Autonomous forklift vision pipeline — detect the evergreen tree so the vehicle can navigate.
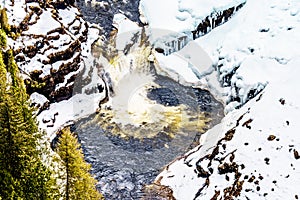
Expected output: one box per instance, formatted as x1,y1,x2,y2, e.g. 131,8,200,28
56,128,104,200
0,8,10,33
0,45,16,200
0,29,6,48
0,47,58,199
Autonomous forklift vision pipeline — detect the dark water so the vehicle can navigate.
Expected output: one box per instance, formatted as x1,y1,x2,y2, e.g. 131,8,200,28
73,72,223,199
73,1,224,199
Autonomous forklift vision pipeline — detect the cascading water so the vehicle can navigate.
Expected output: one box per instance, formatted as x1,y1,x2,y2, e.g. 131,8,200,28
71,43,223,199
74,1,224,199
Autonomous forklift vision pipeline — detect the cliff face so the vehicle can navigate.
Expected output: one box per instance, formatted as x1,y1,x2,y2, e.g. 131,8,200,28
5,0,100,104
0,0,107,138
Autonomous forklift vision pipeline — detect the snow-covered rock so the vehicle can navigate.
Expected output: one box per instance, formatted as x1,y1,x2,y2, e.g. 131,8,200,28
140,0,246,56
4,0,101,103
139,0,246,33
196,0,300,110
138,0,249,99
112,13,141,51
156,58,300,199
30,92,50,115
151,0,300,199
1,0,107,138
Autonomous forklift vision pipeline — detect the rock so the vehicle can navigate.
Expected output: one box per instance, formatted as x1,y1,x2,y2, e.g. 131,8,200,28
267,135,276,141
8,0,95,103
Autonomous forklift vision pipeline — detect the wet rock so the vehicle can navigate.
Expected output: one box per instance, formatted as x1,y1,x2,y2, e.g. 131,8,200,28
242,119,253,129
196,164,210,178
143,183,176,200
279,98,286,105
192,3,245,40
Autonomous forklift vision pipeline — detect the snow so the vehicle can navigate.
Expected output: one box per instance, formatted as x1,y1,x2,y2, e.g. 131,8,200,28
30,92,48,107
3,0,27,27
192,0,300,108
4,0,300,198
138,0,251,99
178,0,245,18
57,7,79,26
158,58,300,198
154,41,214,86
37,92,105,140
35,26,102,139
139,0,246,33
38,62,104,140
113,13,140,34
151,0,300,198
24,10,61,35
3,0,103,139
140,0,191,33
155,52,200,84
113,13,141,51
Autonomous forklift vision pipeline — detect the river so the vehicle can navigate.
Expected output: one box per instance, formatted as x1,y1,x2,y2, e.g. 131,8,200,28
74,1,224,199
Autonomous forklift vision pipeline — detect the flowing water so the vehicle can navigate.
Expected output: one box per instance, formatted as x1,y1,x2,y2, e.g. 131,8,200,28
74,1,224,199
73,61,223,198
75,64,224,195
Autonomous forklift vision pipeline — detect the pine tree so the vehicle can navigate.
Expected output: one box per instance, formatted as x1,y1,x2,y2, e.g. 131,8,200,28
56,128,104,200
0,8,10,33
0,45,16,199
0,29,6,48
0,49,58,199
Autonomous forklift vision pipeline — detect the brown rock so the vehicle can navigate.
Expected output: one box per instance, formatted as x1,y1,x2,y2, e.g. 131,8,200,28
267,135,276,141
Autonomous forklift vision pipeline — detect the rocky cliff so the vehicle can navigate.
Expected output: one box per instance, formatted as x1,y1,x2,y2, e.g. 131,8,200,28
5,0,101,105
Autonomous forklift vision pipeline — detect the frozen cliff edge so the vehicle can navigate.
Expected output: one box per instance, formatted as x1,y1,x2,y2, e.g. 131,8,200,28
150,0,300,199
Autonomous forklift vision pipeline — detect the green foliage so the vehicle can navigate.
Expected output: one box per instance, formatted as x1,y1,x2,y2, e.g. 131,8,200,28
0,52,6,95
6,49,26,91
0,6,102,200
0,48,58,199
0,8,10,33
25,78,46,91
0,29,6,48
56,128,104,200
8,31,20,40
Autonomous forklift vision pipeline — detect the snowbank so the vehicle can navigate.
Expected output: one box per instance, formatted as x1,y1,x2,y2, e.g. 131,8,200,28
157,58,300,199
154,0,300,199
113,13,141,51
139,0,246,33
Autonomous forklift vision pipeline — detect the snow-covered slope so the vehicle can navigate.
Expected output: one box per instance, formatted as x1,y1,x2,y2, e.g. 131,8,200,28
3,0,102,102
138,0,248,98
3,0,300,198
8,2,87,101
1,0,106,138
140,0,246,33
150,0,300,199
196,0,300,111
157,58,300,199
